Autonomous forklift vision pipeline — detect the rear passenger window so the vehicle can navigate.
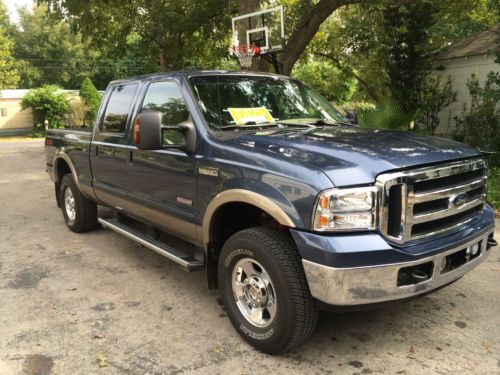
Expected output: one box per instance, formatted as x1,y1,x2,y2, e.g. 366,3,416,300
101,84,138,133
141,81,189,125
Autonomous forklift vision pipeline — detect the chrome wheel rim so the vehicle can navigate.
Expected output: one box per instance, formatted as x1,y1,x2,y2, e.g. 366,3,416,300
64,187,76,224
232,257,277,328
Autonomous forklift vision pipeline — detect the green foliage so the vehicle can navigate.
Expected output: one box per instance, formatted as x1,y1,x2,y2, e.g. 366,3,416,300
21,85,69,131
41,0,234,73
292,61,357,104
0,28,19,89
416,75,457,134
359,97,416,131
488,167,500,210
454,71,500,166
381,2,439,114
79,77,101,125
13,4,100,89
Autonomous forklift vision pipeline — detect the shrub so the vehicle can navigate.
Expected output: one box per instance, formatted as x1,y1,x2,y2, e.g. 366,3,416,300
79,77,101,126
21,85,69,132
488,167,500,211
454,72,500,167
358,97,416,130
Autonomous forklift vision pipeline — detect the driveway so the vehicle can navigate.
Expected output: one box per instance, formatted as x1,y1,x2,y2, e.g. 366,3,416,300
1,140,499,374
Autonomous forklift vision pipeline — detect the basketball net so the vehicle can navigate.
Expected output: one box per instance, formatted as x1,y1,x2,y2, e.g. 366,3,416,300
233,45,258,68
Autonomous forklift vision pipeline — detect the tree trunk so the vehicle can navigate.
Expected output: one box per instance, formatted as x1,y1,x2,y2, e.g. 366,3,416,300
281,0,359,75
155,34,168,72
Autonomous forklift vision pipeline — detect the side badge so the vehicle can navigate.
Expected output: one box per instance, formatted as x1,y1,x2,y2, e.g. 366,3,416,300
199,166,219,177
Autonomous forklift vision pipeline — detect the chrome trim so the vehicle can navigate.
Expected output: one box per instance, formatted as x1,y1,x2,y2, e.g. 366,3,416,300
377,158,487,244
302,228,494,306
98,218,204,270
411,198,484,223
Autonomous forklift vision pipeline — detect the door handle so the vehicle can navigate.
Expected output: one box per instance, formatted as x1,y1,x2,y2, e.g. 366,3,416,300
95,145,99,157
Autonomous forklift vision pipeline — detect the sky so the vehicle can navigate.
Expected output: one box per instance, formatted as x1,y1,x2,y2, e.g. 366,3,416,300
4,0,33,24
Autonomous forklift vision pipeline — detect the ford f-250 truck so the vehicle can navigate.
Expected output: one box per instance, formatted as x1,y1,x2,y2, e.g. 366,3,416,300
45,71,497,354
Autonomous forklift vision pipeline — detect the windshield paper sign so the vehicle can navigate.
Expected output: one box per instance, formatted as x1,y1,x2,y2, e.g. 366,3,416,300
228,107,275,125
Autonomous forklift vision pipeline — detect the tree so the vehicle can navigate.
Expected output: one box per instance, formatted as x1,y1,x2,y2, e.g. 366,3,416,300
0,26,19,89
0,1,19,88
293,60,356,103
12,4,99,89
42,0,233,72
21,85,69,130
380,1,439,114
79,77,101,125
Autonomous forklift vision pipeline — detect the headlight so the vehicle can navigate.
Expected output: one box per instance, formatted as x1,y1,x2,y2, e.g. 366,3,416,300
312,187,378,231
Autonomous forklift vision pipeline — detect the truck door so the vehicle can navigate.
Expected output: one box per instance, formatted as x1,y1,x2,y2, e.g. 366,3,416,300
90,82,140,210
126,79,199,245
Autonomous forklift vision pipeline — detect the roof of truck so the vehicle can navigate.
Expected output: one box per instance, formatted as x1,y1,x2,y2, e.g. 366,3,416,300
108,70,286,86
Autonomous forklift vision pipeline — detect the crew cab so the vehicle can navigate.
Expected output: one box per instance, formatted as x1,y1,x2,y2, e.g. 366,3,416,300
45,71,497,354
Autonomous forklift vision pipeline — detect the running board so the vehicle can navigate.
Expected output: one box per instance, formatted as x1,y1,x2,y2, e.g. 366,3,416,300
98,218,204,271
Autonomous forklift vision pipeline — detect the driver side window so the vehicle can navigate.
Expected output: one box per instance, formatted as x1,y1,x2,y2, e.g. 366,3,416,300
141,81,189,144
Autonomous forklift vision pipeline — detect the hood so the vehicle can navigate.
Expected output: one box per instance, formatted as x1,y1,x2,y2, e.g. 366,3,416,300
226,126,481,186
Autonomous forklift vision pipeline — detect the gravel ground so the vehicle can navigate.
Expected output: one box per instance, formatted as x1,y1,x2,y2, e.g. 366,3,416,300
1,140,499,375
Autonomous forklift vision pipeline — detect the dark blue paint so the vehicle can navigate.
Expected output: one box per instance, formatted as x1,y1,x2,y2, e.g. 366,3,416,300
45,70,491,271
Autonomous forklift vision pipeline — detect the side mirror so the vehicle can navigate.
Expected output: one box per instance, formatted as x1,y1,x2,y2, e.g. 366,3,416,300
345,110,358,125
133,111,196,152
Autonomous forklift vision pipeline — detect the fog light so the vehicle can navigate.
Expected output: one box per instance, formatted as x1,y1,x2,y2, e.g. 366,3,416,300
440,257,447,271
470,243,479,256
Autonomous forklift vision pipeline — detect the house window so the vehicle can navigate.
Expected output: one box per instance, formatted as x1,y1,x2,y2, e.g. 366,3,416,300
0,108,7,117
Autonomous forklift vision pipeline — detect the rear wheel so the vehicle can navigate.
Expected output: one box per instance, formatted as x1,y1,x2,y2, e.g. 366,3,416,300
60,174,97,233
218,227,318,354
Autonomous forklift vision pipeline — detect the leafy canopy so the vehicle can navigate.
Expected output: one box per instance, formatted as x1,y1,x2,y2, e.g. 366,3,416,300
21,85,69,129
79,77,101,124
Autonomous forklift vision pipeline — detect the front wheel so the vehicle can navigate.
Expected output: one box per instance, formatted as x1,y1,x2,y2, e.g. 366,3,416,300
218,227,318,354
60,174,97,233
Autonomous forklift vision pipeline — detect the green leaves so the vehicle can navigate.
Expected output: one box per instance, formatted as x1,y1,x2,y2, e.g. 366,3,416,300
0,23,19,89
358,97,416,131
292,61,357,104
21,85,69,131
79,77,101,125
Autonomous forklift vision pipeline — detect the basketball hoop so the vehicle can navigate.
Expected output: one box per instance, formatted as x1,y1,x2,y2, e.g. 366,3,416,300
233,44,260,68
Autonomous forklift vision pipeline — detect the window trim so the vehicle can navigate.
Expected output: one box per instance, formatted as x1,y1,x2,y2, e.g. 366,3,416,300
98,81,141,137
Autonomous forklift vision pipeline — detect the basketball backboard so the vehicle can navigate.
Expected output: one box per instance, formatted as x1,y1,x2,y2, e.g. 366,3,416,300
231,5,284,55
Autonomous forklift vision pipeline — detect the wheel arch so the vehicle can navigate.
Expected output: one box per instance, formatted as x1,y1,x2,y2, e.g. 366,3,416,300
202,189,297,289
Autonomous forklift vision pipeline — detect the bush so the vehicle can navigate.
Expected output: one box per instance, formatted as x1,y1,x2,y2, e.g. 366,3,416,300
21,85,69,132
488,167,500,211
358,97,416,130
66,97,89,127
79,77,101,126
454,71,500,167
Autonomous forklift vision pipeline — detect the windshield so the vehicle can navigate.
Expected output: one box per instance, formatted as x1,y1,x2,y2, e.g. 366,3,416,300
189,75,348,130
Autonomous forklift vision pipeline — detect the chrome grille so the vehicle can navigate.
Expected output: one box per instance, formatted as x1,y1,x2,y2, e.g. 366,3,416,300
377,159,487,244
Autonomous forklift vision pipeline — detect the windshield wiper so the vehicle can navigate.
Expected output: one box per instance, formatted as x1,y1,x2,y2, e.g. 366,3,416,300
220,121,314,131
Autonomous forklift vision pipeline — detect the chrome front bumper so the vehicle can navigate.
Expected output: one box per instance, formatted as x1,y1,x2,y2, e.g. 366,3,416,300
302,228,495,306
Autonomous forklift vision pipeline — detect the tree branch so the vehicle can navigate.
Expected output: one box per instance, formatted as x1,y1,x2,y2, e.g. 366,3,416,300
281,0,360,75
312,51,379,101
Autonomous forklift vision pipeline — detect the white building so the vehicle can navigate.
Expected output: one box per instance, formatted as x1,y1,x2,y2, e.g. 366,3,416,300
435,26,500,134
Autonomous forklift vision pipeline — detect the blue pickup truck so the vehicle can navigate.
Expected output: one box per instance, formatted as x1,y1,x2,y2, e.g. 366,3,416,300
45,71,496,354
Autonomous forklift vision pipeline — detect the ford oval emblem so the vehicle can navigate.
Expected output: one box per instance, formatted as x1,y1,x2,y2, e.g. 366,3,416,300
451,193,469,207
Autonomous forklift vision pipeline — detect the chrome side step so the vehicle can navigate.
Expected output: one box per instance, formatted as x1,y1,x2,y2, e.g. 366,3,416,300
98,218,204,271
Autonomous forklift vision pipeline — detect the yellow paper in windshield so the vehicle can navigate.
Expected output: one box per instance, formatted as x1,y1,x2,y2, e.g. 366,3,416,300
228,107,275,125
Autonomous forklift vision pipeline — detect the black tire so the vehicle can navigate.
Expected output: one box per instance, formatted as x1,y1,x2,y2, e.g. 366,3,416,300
60,174,97,233
218,227,319,354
